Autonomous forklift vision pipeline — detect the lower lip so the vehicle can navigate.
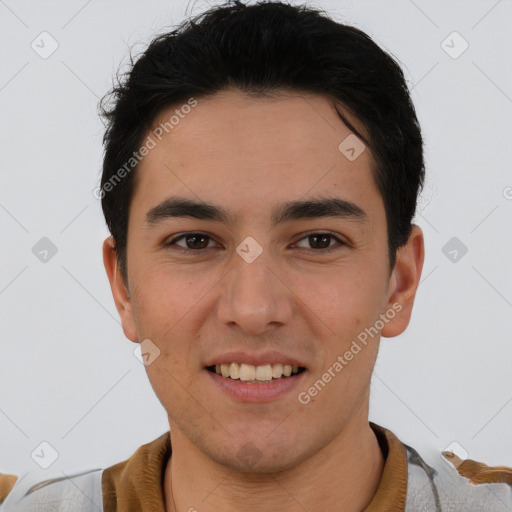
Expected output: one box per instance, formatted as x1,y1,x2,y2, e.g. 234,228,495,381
205,369,307,403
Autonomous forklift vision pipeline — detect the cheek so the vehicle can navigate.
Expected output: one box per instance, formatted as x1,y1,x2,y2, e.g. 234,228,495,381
296,271,383,334
132,267,202,331
131,269,213,370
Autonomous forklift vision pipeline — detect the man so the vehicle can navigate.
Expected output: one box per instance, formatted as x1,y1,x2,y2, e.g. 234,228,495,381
2,1,511,510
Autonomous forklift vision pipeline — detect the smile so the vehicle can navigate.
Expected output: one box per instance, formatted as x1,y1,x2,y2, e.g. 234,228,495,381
207,363,306,383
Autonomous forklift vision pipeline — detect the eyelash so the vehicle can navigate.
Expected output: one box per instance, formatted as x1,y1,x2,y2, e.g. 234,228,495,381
165,231,346,255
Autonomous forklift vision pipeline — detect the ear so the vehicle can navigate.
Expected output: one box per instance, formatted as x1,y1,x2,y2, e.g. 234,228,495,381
102,236,139,343
381,224,425,338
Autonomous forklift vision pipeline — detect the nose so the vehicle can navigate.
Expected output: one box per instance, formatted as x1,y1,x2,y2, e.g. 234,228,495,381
216,250,293,336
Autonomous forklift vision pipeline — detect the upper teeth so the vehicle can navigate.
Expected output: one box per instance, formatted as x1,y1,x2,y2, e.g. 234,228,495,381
215,363,300,382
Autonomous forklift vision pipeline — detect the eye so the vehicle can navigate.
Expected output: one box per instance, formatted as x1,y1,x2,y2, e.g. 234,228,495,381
166,232,219,253
294,232,345,253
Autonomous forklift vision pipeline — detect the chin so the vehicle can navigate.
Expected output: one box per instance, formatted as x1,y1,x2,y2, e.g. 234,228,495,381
203,437,312,475
216,451,304,475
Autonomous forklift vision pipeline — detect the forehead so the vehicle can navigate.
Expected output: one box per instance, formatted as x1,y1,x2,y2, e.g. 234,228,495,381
132,89,382,226
148,88,371,161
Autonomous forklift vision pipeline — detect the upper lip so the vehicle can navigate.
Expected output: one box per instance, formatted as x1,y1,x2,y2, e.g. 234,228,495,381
204,350,307,368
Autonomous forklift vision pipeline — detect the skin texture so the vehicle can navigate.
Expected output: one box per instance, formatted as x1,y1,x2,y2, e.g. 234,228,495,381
103,88,425,511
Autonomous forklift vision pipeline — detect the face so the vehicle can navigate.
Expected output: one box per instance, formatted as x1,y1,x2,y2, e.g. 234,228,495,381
104,88,424,472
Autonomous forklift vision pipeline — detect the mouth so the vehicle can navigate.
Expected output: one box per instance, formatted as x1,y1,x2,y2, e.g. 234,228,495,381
204,352,309,402
206,363,306,383
206,362,305,384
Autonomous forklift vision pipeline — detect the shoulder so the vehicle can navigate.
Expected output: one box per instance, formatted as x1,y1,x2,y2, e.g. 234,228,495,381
442,450,512,485
0,474,17,505
0,468,104,511
404,442,512,511
0,432,170,512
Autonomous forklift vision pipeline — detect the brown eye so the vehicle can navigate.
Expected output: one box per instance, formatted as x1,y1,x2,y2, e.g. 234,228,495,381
182,234,210,249
166,232,217,253
294,232,345,253
308,234,332,249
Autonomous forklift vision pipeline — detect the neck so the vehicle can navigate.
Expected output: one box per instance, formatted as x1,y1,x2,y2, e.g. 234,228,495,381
164,413,385,512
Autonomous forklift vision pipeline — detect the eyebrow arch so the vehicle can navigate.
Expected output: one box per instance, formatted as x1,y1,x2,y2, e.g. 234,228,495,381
144,196,369,227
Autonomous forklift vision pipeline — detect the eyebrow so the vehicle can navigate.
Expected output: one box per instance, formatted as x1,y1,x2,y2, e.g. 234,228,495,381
144,196,369,228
